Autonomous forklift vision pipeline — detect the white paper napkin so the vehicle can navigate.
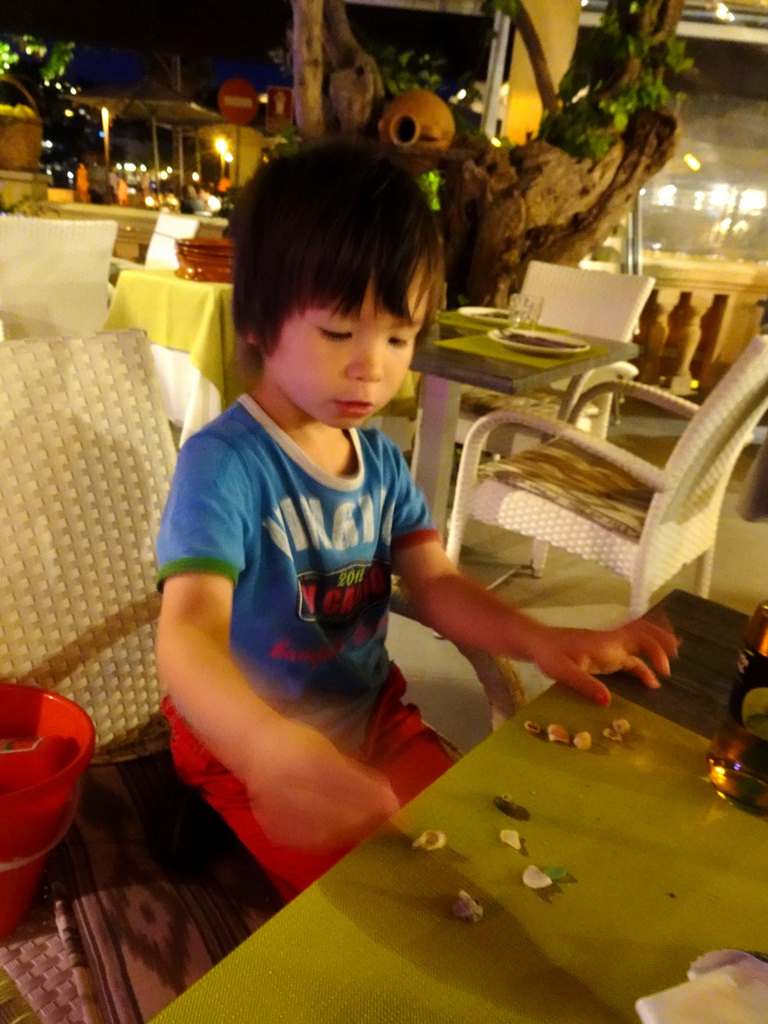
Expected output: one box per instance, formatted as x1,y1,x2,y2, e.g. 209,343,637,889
635,950,768,1024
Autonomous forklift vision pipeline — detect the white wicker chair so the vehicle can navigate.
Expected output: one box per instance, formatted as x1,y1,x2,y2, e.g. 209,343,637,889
446,334,768,618
0,329,174,1023
0,328,176,759
0,217,118,339
111,211,200,278
459,261,655,442
144,211,201,269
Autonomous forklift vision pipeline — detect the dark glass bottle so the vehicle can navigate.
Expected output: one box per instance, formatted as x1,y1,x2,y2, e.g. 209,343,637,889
708,600,768,810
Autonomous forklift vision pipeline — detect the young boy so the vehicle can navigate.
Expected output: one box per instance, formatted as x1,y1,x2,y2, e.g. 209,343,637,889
155,140,677,902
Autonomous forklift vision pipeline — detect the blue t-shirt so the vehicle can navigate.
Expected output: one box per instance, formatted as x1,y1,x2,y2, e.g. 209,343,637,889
156,396,437,747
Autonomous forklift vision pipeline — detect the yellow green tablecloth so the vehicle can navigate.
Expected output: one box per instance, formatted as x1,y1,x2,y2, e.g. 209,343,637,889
105,269,241,405
436,310,608,370
150,686,768,1024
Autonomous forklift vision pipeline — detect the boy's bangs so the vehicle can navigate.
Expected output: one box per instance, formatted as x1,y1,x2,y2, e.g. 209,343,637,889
293,210,440,328
232,141,444,354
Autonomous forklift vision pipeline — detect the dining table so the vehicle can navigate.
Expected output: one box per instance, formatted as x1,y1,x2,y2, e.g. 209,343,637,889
410,311,640,536
104,268,242,445
148,588,766,1024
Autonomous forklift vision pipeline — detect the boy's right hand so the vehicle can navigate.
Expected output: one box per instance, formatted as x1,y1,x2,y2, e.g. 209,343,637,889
247,719,399,855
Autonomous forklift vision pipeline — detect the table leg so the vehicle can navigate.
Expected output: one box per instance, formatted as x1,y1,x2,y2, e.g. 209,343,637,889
410,374,462,538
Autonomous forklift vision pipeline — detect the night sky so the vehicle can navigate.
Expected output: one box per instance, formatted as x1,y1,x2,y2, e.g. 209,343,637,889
66,46,289,94
3,2,493,93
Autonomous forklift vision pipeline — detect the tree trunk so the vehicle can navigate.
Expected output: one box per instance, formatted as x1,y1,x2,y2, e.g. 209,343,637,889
440,106,678,306
291,0,326,138
289,0,684,302
291,0,384,135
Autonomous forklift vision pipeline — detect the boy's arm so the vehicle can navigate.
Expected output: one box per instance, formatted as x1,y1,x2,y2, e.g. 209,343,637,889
393,539,678,707
156,573,399,853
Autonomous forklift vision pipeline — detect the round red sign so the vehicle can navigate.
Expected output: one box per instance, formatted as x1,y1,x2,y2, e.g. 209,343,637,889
217,78,260,126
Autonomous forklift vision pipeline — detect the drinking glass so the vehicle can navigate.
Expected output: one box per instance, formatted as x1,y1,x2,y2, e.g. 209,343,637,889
507,293,543,329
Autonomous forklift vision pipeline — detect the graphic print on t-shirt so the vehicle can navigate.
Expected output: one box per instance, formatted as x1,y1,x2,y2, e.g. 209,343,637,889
297,559,391,630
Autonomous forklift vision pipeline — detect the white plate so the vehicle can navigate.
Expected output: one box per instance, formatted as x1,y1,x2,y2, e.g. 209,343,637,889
488,328,591,356
457,306,515,325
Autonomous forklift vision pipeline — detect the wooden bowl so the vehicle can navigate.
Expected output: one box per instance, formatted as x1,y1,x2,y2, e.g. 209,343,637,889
175,237,234,282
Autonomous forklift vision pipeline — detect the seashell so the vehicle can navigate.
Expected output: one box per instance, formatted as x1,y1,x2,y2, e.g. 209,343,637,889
547,723,571,745
412,829,447,851
500,829,522,850
523,865,553,889
452,890,484,922
572,731,592,751
493,794,529,820
612,718,631,735
523,720,541,735
603,726,622,741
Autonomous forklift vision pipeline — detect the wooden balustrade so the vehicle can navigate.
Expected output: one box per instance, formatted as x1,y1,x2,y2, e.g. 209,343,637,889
635,253,768,394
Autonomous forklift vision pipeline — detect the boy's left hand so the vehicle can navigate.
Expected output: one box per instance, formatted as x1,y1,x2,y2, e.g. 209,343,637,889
528,616,680,707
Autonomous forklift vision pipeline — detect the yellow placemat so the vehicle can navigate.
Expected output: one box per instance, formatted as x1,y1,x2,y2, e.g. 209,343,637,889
436,331,606,369
149,686,768,1024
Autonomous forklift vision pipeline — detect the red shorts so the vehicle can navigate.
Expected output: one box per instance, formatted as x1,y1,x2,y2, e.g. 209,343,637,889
161,664,455,902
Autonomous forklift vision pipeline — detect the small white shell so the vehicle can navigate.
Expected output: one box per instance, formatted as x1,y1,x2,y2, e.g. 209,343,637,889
547,723,570,745
452,890,484,922
412,829,447,851
603,726,623,742
523,720,541,735
612,718,631,735
523,865,553,889
500,829,522,850
573,731,592,751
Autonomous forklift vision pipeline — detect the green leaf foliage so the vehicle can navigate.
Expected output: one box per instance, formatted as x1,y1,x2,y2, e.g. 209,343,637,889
538,0,690,161
416,169,443,211
370,44,446,97
494,0,522,18
39,41,75,82
0,41,20,74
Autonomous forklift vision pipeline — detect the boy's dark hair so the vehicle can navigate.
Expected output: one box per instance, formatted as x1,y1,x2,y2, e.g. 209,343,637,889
230,139,444,373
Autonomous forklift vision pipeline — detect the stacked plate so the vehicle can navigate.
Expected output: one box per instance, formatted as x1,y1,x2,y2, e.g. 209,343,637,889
175,237,234,282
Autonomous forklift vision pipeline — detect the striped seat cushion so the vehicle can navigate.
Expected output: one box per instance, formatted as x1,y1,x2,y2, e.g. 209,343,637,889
460,385,600,421
461,385,564,419
483,438,654,539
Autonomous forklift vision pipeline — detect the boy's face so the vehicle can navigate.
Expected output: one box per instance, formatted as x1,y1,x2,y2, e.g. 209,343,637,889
250,279,427,434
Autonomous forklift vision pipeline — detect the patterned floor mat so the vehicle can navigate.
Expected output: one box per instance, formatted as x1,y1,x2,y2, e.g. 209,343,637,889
2,750,281,1024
